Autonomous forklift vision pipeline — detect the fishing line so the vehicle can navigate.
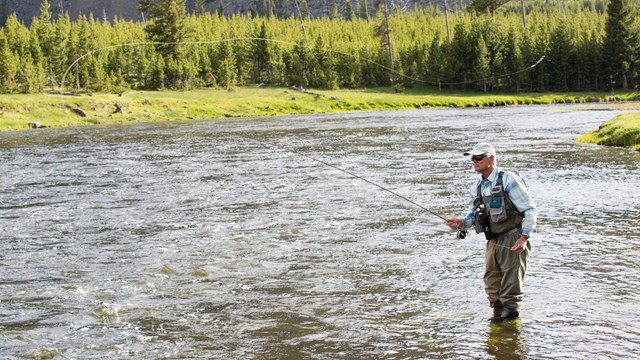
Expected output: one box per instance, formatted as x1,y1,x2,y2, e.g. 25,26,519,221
287,146,474,239
290,146,448,221
59,38,545,92
437,55,545,86
246,136,471,237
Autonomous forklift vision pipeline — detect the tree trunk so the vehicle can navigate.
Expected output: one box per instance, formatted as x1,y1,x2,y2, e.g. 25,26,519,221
444,0,451,45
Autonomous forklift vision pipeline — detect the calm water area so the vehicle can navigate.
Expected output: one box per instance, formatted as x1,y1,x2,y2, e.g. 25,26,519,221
1,104,639,359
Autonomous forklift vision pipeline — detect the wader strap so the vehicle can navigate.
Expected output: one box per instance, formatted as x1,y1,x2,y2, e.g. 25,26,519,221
499,171,524,217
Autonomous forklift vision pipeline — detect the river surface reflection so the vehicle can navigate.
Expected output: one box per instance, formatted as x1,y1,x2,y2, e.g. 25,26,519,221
1,105,639,359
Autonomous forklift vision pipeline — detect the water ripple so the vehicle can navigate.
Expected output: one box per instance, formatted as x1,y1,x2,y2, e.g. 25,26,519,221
0,105,638,358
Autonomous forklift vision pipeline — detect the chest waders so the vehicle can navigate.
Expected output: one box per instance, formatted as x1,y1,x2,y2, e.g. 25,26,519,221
473,171,524,240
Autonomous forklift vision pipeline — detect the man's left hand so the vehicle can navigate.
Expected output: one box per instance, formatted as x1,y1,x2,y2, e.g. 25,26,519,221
511,236,529,253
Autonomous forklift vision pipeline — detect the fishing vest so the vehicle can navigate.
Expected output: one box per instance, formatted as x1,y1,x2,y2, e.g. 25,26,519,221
474,171,524,238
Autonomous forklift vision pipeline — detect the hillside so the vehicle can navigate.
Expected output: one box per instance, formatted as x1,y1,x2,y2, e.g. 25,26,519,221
0,0,466,26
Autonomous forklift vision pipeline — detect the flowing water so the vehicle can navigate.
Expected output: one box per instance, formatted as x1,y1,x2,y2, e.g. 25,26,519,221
1,105,639,359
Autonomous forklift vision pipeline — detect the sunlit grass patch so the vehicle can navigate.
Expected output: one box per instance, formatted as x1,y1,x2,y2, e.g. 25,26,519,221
578,112,640,151
1,87,640,132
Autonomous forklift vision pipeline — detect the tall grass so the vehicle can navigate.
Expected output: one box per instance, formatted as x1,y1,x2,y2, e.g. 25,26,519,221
578,112,640,151
1,87,639,132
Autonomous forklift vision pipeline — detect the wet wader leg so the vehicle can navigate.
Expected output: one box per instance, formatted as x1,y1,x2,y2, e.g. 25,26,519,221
495,231,531,309
484,239,502,310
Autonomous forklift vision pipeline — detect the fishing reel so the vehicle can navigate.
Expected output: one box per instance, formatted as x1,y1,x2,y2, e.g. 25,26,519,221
456,230,467,239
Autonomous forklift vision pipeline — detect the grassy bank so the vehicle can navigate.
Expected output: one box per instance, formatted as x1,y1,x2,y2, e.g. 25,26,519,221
1,87,639,132
578,111,640,151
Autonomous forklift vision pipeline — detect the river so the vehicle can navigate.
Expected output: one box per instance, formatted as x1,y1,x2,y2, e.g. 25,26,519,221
1,105,639,359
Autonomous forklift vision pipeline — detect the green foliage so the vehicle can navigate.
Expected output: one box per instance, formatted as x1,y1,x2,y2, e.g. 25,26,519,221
470,0,510,16
602,0,638,90
547,22,573,91
0,1,639,93
0,32,18,92
343,0,353,21
194,0,208,16
138,0,187,60
5,87,636,132
358,0,371,21
578,112,640,150
298,0,310,20
329,3,340,20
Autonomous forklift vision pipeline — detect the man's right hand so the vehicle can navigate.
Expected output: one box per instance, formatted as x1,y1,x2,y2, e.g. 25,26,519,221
445,218,463,230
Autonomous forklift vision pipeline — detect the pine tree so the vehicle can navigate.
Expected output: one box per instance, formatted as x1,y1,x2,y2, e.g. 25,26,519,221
602,0,637,90
147,52,166,89
194,0,207,15
374,1,393,71
425,32,445,88
547,21,573,91
470,0,509,16
290,39,309,86
47,13,72,88
329,3,340,19
447,22,471,88
17,53,43,93
138,0,188,61
299,0,310,19
29,5,50,87
38,0,52,24
525,26,549,92
472,32,490,92
310,35,338,88
268,0,276,18
477,19,505,91
343,0,353,21
216,39,238,89
503,27,524,91
0,32,18,92
253,22,271,82
33,0,54,83
358,0,370,21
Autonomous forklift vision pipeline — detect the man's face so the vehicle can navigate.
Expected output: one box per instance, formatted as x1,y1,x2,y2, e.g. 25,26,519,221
471,154,493,173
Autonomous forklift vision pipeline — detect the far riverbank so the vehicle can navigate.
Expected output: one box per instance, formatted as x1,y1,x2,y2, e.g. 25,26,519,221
1,87,639,150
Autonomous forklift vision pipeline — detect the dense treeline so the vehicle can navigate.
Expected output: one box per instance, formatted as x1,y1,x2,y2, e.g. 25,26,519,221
0,0,638,94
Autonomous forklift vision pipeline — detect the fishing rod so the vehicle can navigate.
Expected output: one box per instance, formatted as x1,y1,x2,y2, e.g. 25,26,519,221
277,143,468,239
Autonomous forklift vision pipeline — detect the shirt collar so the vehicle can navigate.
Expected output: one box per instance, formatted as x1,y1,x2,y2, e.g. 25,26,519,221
482,167,501,183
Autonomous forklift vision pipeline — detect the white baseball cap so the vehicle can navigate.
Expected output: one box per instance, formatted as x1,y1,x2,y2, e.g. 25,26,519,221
463,142,496,156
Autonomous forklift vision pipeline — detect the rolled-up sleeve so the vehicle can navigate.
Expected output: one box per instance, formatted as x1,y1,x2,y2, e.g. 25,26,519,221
461,180,480,229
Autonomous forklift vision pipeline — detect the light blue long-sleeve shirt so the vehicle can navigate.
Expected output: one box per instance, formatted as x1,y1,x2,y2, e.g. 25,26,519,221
461,167,537,237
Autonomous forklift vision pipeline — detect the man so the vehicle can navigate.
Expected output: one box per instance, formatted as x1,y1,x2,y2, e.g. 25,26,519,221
446,142,537,319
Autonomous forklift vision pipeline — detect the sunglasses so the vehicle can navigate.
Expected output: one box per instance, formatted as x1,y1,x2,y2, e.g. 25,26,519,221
471,154,487,162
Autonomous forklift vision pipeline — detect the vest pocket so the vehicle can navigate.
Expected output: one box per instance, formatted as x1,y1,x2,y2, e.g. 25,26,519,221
488,196,509,222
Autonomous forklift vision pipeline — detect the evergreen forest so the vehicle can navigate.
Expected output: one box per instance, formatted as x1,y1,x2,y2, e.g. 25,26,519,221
0,0,638,95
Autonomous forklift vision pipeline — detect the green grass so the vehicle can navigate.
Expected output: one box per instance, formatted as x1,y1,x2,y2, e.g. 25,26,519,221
1,87,639,132
577,111,640,151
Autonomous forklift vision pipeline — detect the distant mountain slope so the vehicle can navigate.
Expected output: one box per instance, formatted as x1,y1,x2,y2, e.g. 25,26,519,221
1,0,468,26
1,0,142,24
